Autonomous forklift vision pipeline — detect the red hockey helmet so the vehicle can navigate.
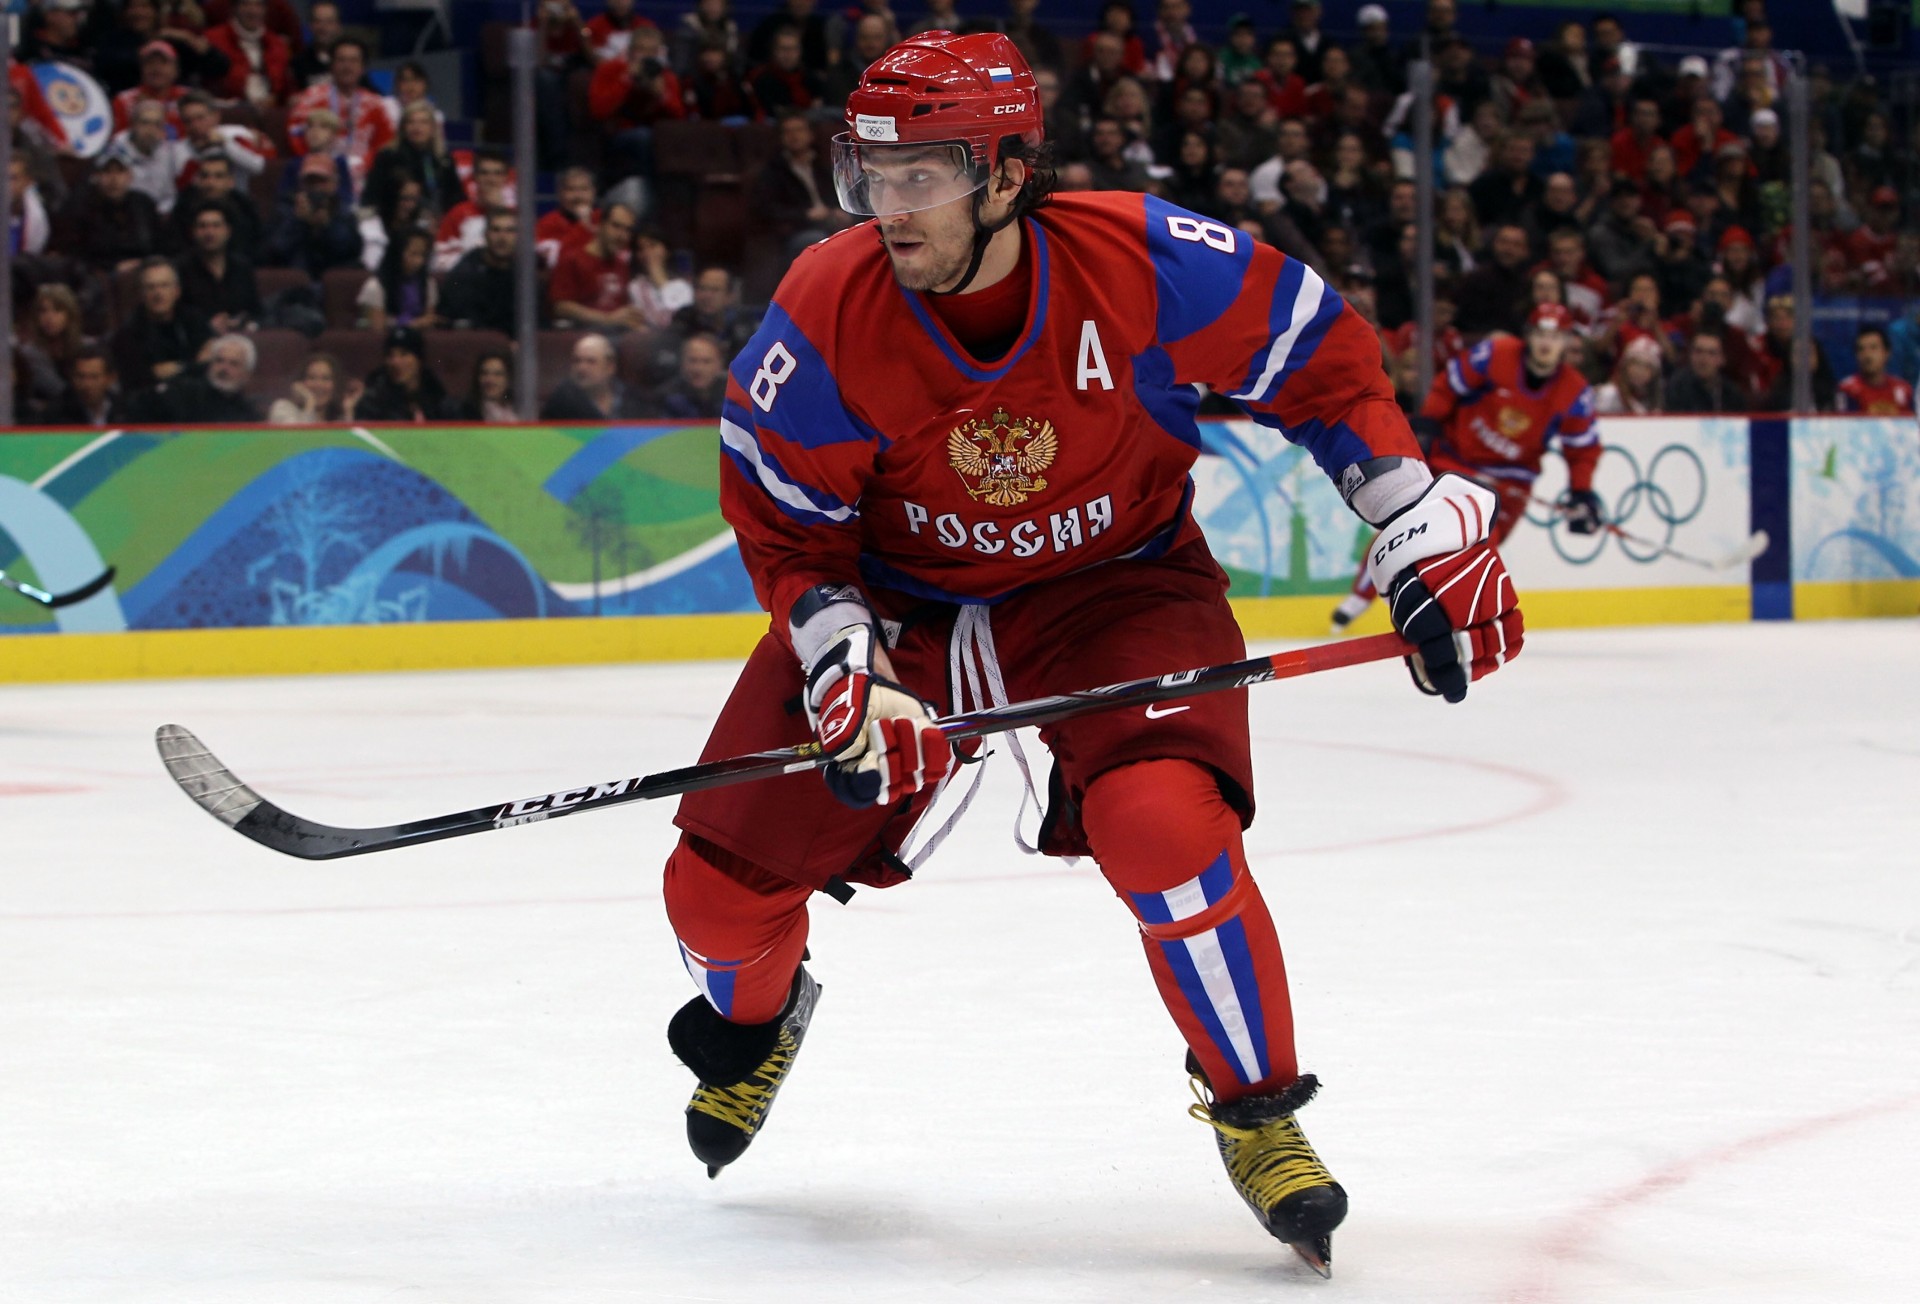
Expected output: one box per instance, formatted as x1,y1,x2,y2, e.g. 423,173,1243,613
1528,303,1574,335
832,31,1044,217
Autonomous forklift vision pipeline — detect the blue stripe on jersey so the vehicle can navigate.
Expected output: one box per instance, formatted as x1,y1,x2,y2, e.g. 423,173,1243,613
899,219,1052,382
1214,915,1270,1083
1264,280,1345,400
1233,256,1307,398
1143,194,1254,345
1130,345,1204,449
720,401,857,526
1246,411,1374,481
728,304,886,450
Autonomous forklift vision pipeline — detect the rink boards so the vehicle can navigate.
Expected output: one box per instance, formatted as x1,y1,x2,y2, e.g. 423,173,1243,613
0,415,1914,680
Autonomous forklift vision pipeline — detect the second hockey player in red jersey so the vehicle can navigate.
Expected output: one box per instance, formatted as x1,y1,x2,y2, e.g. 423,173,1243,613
1333,303,1600,631
659,32,1524,1276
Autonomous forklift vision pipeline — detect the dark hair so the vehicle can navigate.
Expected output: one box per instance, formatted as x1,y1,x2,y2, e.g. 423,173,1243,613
998,135,1057,220
377,226,434,314
1691,327,1724,345
330,35,369,61
396,60,430,85
484,204,517,226
1856,324,1891,348
466,347,514,406
71,343,112,373
473,150,510,173
180,90,216,114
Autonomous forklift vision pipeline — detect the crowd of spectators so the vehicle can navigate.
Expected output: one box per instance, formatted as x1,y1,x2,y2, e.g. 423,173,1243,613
6,0,1919,427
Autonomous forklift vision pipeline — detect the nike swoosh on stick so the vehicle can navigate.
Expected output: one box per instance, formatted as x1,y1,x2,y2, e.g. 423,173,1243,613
1143,703,1190,719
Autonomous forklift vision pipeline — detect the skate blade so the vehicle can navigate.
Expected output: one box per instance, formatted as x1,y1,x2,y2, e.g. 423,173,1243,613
1288,1237,1333,1279
707,1164,722,1180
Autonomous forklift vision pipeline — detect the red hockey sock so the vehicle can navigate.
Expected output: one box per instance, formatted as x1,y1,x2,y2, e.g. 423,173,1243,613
663,834,814,1025
1082,759,1301,1101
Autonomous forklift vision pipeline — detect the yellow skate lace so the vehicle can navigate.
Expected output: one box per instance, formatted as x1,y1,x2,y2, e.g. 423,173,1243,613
687,1031,798,1133
1189,1076,1335,1210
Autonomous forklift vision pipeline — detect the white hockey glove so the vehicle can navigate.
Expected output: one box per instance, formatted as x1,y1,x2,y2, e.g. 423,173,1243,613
791,586,952,809
1365,474,1526,703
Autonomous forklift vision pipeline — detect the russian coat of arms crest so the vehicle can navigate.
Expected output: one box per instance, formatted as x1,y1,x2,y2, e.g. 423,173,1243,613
946,408,1058,507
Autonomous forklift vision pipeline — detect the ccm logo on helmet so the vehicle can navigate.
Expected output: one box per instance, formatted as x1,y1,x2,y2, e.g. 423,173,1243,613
993,103,1024,114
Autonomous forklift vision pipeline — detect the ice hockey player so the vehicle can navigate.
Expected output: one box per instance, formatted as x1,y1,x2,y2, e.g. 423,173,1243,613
661,31,1522,1276
1332,302,1598,632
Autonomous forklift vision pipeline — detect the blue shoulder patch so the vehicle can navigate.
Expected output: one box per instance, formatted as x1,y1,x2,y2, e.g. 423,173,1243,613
727,303,885,451
1142,194,1255,346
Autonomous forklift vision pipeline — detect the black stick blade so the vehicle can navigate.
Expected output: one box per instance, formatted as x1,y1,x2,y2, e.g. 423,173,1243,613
45,566,118,608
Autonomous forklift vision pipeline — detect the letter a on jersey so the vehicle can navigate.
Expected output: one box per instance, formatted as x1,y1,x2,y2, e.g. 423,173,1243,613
1077,320,1113,391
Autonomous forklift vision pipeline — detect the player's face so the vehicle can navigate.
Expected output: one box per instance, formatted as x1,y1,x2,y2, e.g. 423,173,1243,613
1526,326,1567,372
1856,334,1888,377
877,181,983,292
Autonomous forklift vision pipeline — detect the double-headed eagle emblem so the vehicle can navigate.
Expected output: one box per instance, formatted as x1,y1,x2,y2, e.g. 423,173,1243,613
947,408,1058,507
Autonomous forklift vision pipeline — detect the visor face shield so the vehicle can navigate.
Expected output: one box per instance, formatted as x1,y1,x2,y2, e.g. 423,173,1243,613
831,136,984,216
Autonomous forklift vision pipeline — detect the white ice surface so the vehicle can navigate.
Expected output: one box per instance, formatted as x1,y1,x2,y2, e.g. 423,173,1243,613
3,622,1918,1304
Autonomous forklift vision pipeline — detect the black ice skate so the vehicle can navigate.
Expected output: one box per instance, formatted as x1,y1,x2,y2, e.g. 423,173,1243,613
1188,1057,1348,1277
668,967,821,1178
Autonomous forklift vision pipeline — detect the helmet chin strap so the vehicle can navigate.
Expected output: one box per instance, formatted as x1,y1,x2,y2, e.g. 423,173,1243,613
926,179,1022,297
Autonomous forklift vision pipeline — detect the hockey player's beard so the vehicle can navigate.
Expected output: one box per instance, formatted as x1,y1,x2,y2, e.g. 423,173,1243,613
879,216,973,293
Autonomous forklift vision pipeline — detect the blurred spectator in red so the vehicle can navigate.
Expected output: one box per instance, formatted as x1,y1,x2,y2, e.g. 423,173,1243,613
537,167,600,270
289,37,394,188
453,350,516,423
439,208,524,337
109,101,189,216
1543,227,1609,331
1255,36,1308,120
207,0,292,108
357,326,451,422
359,228,441,333
1880,231,1920,298
1279,0,1326,82
264,155,362,275
1491,37,1547,120
748,25,822,116
628,227,693,331
290,1,342,89
1080,2,1146,76
552,203,648,331
652,331,728,419
750,111,850,260
747,0,834,77
589,0,658,65
112,40,189,133
1593,336,1665,414
530,0,587,68
1671,98,1736,183
1665,330,1739,412
364,104,462,237
1570,53,1631,140
267,352,363,425
593,25,686,184
1602,271,1674,365
176,200,262,333
1714,226,1764,333
1383,297,1463,375
1610,98,1664,182
673,0,744,77
178,93,273,191
110,258,209,391
1638,143,1682,225
685,38,759,121
1145,0,1197,83
1004,0,1064,77
1838,327,1914,414
1349,5,1405,97
1843,187,1901,288
56,152,164,272
542,333,648,419
1300,44,1352,123
203,0,303,50
433,151,511,273
823,14,893,109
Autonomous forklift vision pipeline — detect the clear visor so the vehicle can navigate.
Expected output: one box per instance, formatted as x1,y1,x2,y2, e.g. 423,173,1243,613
830,136,985,217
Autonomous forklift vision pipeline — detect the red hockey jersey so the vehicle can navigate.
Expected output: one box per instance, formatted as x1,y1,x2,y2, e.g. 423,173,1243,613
1422,335,1599,491
1837,373,1914,415
720,190,1420,637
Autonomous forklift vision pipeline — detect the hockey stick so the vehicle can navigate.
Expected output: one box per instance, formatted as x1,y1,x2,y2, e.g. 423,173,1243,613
0,565,117,608
1532,496,1768,571
155,631,1414,862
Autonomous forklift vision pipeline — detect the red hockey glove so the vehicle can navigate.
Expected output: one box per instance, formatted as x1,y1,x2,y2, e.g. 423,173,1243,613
801,618,952,809
1366,474,1525,703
